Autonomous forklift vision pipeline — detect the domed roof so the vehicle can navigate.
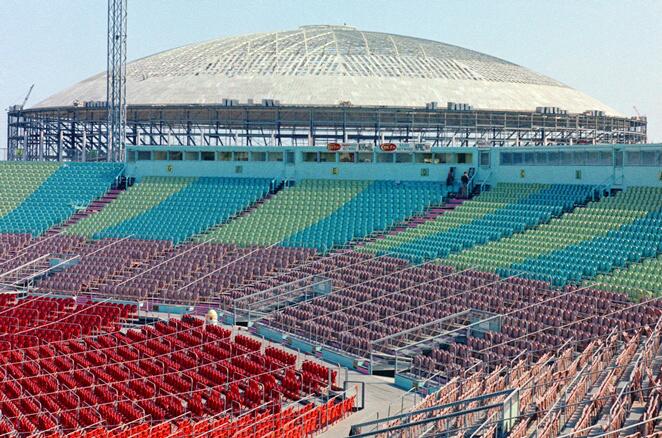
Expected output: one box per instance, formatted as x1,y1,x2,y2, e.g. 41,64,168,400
35,25,620,115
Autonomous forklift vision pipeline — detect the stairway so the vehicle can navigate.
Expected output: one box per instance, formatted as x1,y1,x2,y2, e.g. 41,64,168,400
194,184,285,242
45,189,124,236
380,198,466,237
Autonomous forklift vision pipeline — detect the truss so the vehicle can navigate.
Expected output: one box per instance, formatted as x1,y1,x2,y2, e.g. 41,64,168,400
6,105,647,161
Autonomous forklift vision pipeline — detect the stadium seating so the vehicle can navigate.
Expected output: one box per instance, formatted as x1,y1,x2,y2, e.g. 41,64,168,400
0,309,343,436
497,187,662,285
361,183,593,263
63,176,192,239
0,163,122,235
37,239,171,295
200,180,443,252
590,254,662,300
447,187,662,275
264,250,657,368
91,177,272,244
281,181,443,251
0,162,59,217
95,243,316,303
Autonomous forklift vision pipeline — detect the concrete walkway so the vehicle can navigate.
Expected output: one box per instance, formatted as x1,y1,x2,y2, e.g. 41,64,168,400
317,371,416,438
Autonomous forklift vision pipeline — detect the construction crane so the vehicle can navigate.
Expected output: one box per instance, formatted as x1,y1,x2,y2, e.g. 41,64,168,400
18,84,35,110
632,106,645,120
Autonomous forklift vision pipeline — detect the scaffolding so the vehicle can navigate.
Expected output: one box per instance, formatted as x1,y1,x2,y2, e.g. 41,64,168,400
6,105,647,162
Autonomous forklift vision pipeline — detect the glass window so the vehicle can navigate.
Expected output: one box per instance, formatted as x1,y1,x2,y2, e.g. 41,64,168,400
586,151,600,165
641,150,656,166
626,151,641,166
512,153,523,165
169,151,182,161
479,151,490,167
599,151,612,165
339,152,355,163
319,152,336,163
535,152,547,165
573,151,586,165
415,153,434,164
201,151,215,161
137,151,151,161
235,151,249,161
561,151,573,165
268,152,283,162
524,152,535,165
153,151,167,161
184,152,199,161
357,153,373,163
303,152,318,162
436,153,451,164
376,153,393,163
395,153,412,163
217,151,232,161
251,152,266,161
500,152,512,165
547,151,560,165
127,151,136,163
456,153,471,164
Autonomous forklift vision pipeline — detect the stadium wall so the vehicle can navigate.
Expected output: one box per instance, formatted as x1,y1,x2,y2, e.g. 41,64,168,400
125,143,662,188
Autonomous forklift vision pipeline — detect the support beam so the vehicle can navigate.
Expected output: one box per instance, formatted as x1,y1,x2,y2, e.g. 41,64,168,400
107,0,127,162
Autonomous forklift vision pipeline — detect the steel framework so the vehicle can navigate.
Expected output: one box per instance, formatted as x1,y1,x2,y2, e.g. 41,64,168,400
106,0,127,162
6,105,647,161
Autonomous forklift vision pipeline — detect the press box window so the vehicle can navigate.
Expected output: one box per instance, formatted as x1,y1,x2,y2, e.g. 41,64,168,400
376,153,393,163
153,151,167,161
137,151,151,161
436,153,450,164
235,151,249,161
415,153,434,164
535,152,547,165
357,153,373,163
303,152,318,162
319,152,336,163
479,151,490,167
217,151,232,161
251,152,266,161
184,152,199,161
339,153,355,163
201,151,215,161
641,151,656,166
268,152,283,162
548,152,560,165
168,151,183,161
456,153,472,164
395,153,412,163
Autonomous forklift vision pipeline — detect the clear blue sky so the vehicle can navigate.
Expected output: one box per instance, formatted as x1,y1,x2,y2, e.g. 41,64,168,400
1,0,661,156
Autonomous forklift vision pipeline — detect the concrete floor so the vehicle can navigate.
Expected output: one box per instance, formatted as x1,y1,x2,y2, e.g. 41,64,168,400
317,371,417,438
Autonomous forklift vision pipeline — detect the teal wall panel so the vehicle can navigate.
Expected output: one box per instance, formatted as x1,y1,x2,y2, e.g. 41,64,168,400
125,144,662,188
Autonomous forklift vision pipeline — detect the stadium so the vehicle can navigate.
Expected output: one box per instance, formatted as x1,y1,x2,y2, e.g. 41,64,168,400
1,22,661,438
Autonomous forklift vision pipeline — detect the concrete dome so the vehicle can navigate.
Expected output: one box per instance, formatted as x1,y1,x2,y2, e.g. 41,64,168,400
35,25,620,115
